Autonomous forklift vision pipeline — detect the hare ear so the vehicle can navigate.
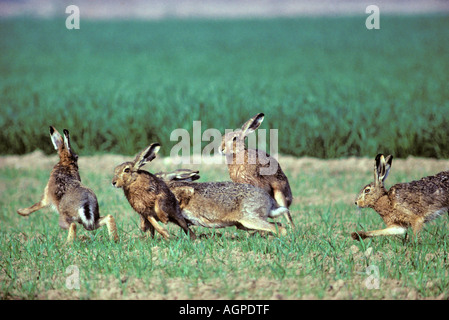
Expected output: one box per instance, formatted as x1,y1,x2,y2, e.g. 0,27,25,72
374,154,392,185
62,129,72,153
374,154,383,185
383,155,393,182
155,169,200,182
133,143,161,169
49,126,63,150
240,113,264,137
174,169,200,181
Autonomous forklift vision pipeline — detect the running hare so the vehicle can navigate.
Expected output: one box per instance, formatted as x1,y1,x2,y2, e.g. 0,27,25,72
112,143,196,240
220,112,294,228
17,126,119,243
352,154,449,240
156,169,288,236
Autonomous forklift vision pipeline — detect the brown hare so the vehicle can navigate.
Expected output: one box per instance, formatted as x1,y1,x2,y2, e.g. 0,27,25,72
17,126,119,243
219,112,294,228
352,154,449,240
155,169,288,236
112,143,196,240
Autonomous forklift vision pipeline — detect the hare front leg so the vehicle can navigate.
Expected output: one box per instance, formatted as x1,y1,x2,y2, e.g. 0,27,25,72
140,215,155,238
351,225,407,240
273,189,295,229
95,215,119,242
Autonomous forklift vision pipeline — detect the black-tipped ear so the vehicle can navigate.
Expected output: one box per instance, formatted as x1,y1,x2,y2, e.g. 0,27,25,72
174,169,200,181
154,169,200,182
374,154,383,185
374,153,392,185
133,143,161,169
375,153,383,169
241,113,265,137
383,155,393,181
62,129,72,153
50,126,63,150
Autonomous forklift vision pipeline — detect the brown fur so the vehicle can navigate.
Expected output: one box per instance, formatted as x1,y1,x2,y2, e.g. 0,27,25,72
17,126,119,243
219,113,294,227
156,169,288,236
353,154,449,240
112,144,196,240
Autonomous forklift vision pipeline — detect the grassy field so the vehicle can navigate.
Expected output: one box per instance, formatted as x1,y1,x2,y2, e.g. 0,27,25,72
1,15,449,158
1,152,448,300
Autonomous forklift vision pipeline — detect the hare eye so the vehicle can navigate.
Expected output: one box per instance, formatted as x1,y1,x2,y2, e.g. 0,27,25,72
124,168,130,173
364,188,371,194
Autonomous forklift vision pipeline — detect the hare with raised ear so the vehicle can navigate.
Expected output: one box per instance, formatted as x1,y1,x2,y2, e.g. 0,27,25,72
219,112,294,228
155,169,288,236
17,126,119,243
352,154,449,240
112,143,196,240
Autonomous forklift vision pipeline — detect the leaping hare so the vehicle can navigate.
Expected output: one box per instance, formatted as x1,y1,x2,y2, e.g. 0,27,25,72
219,112,294,228
112,143,196,240
17,126,119,243
155,169,288,236
352,154,449,240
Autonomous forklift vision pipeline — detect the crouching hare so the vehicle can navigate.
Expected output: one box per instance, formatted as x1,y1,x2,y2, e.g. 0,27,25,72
353,154,449,240
17,126,119,243
156,169,288,236
219,112,294,228
112,143,196,240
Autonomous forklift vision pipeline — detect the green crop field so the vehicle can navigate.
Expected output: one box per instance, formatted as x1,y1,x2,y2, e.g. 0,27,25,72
1,15,448,158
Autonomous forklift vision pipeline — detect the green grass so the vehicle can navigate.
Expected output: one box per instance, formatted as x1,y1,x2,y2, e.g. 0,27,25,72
1,15,449,158
1,156,448,299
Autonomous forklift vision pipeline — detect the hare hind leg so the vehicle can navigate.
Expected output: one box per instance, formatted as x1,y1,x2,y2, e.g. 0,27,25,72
351,225,407,240
95,215,119,242
170,211,196,240
155,198,196,240
238,217,287,236
66,223,77,243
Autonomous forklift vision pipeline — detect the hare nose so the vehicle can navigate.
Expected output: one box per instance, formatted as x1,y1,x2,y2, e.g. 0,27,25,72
112,181,116,186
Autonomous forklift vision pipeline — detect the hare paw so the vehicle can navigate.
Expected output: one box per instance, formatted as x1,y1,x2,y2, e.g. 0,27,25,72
351,231,367,241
